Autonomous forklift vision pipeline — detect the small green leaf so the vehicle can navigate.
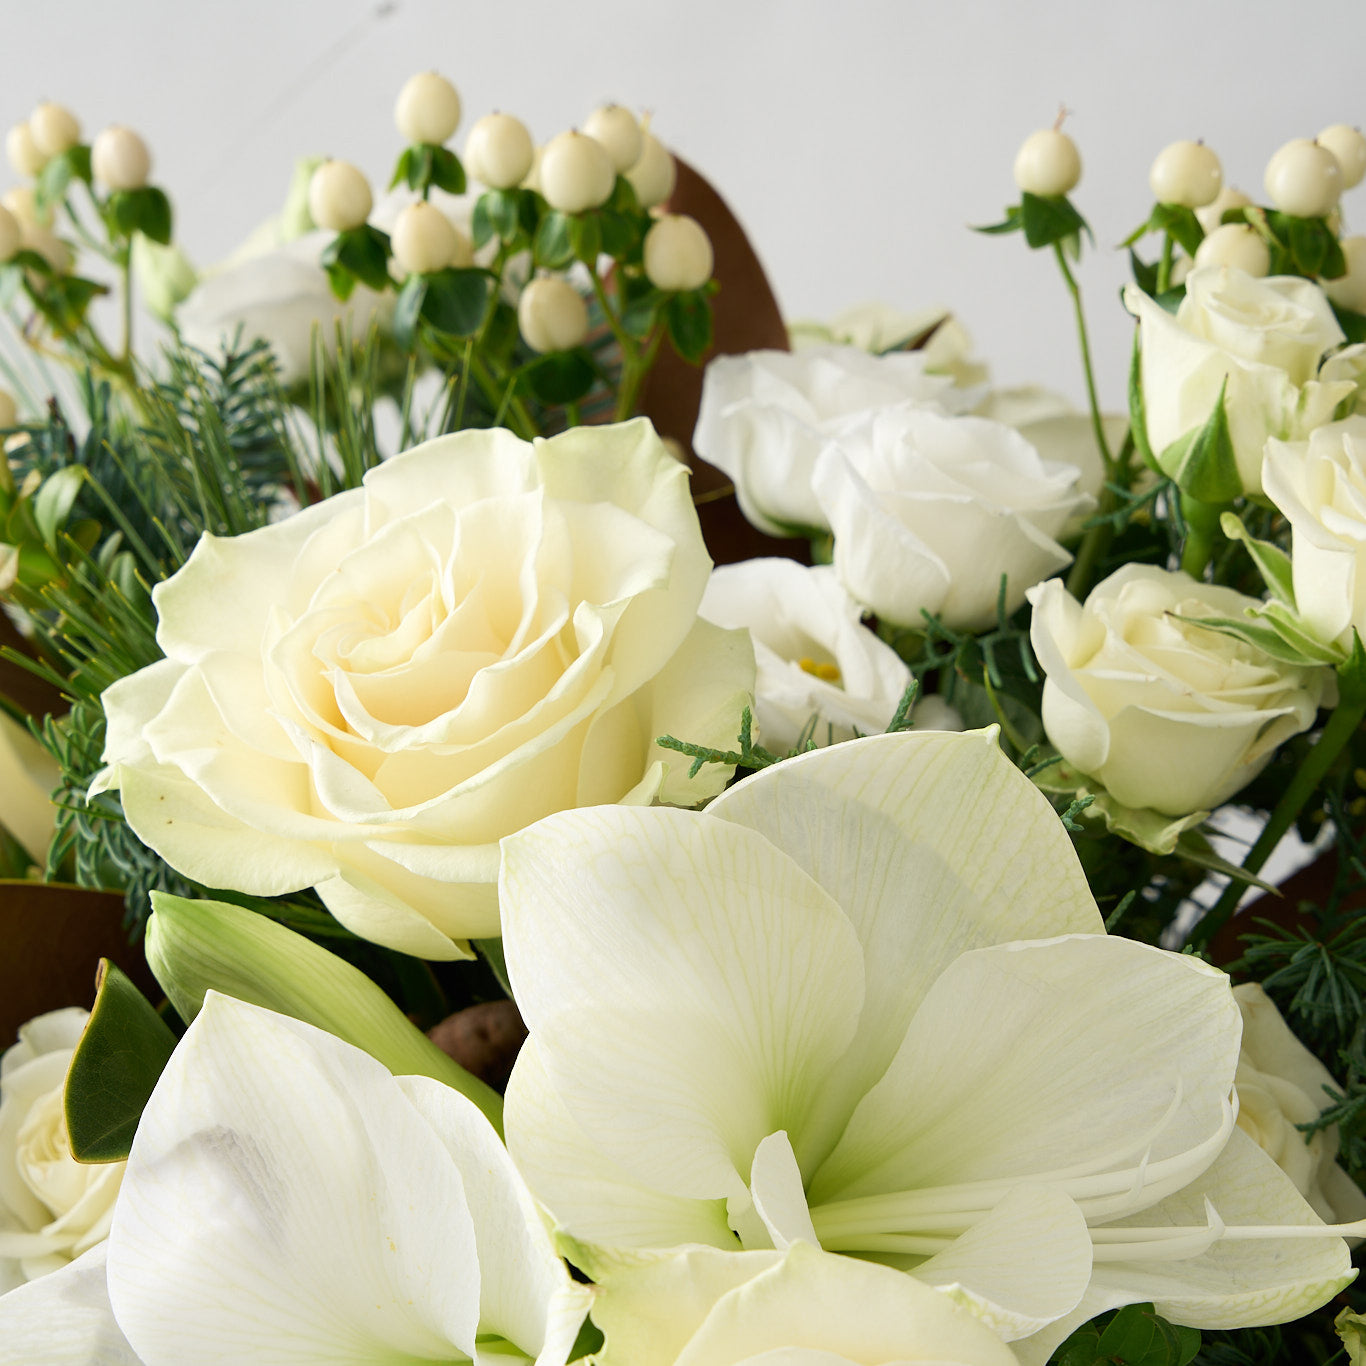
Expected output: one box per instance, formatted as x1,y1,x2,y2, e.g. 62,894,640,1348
1332,302,1366,344
1191,608,1343,667
108,187,173,245
1018,191,1089,250
1096,1302,1200,1366
1287,214,1334,277
324,258,357,301
34,465,85,545
520,349,597,405
621,285,663,340
598,208,641,260
64,959,177,1163
392,273,427,351
335,225,391,291
568,212,602,264
389,145,416,191
1157,378,1241,503
1128,248,1159,296
428,146,467,196
534,210,574,268
666,288,713,363
1337,627,1366,705
35,147,85,212
972,204,1024,236
420,266,495,337
474,188,519,246
1219,510,1295,604
1150,202,1204,257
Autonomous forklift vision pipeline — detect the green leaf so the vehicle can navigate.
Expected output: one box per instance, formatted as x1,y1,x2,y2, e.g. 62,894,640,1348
1156,377,1241,503
324,258,357,301
35,146,86,212
1189,608,1344,668
1332,302,1366,344
1337,627,1366,706
427,146,466,196
334,224,391,292
473,188,519,247
666,288,713,363
1128,248,1159,296
419,266,495,337
392,272,427,351
33,465,85,544
620,285,663,340
1174,829,1279,893
1219,510,1295,604
64,959,177,1163
1088,790,1209,858
1150,202,1204,257
1018,191,1089,250
972,204,1023,236
1095,1303,1199,1366
597,208,641,260
534,210,574,269
108,187,172,245
520,349,597,405
569,212,602,264
389,144,417,191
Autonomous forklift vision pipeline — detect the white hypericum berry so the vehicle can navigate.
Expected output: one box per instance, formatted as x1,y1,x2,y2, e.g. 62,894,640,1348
1148,139,1222,208
583,104,643,173
1264,139,1343,219
29,102,80,157
390,201,462,275
538,130,616,214
0,204,20,261
1196,184,1252,235
1012,127,1082,197
517,275,589,353
1193,222,1271,277
91,125,152,191
3,186,49,230
308,159,373,232
1319,124,1366,191
625,131,676,208
394,71,462,146
1326,237,1366,313
6,122,46,177
463,112,534,190
643,213,714,292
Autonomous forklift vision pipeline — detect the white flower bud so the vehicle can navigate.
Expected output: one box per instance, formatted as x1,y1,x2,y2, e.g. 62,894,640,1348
394,71,462,146
625,132,675,208
539,130,615,214
1319,124,1366,191
1196,184,1252,235
1194,222,1271,277
308,159,373,232
6,121,46,178
643,213,714,292
583,104,643,173
0,204,20,261
29,102,80,157
1149,140,1222,208
3,186,50,230
463,112,534,190
91,125,152,191
1012,127,1081,197
1264,139,1342,219
1326,237,1366,314
390,201,460,275
517,276,589,352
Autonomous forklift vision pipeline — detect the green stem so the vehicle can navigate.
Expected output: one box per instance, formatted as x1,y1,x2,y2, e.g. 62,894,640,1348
1156,233,1175,295
1052,243,1115,474
615,325,664,421
1187,682,1366,950
469,352,537,440
1065,494,1116,601
588,268,635,358
119,248,133,363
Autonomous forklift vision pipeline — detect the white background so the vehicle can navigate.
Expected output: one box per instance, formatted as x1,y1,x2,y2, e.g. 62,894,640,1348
5,0,1366,408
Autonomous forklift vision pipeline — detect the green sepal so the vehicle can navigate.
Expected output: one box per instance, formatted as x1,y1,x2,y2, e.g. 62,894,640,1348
1128,248,1159,296
1086,789,1210,859
1219,510,1295,604
1337,628,1366,707
1157,378,1241,502
972,204,1023,236
392,272,428,351
106,186,173,245
534,210,574,269
1018,191,1090,250
666,288,713,362
419,266,496,338
1184,608,1344,668
1127,329,1159,473
64,959,178,1163
320,224,391,294
34,144,92,213
519,348,598,405
145,892,505,1134
1336,1306,1366,1364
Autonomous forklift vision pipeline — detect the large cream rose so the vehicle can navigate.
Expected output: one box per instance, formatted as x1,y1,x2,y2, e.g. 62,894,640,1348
1125,265,1358,495
1028,565,1328,816
1263,416,1366,653
95,420,754,958
0,1009,124,1293
1233,984,1366,1226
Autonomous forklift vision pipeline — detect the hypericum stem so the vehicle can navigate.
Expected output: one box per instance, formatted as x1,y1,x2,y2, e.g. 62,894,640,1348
1156,234,1175,295
469,352,538,440
615,325,664,421
1187,678,1366,950
1051,242,1115,474
119,248,133,362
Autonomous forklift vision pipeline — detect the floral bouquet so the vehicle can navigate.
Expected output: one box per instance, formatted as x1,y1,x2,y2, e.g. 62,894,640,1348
2,66,1366,1366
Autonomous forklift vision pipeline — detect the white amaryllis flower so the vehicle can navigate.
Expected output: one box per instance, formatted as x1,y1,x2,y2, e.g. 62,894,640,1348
1125,266,1358,495
94,420,753,959
1028,566,1328,817
692,346,981,538
699,559,927,751
1262,416,1366,653
500,729,1353,1363
811,406,1091,632
0,992,591,1364
588,1241,1016,1365
0,1009,124,1292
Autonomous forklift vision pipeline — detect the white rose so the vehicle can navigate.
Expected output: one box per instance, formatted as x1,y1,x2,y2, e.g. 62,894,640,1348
0,1009,124,1292
1263,416,1366,652
699,559,923,751
812,405,1091,632
692,346,977,538
1125,265,1357,494
1028,565,1328,816
1233,983,1366,1227
0,710,59,869
94,420,755,960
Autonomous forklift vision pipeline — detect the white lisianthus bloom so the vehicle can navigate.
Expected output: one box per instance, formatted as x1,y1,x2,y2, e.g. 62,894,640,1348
589,1241,1016,1365
700,559,934,751
94,420,754,958
1262,416,1366,653
1233,984,1366,1227
0,993,592,1364
0,1009,124,1292
1028,566,1328,817
692,346,982,538
0,710,59,868
1125,266,1358,495
811,406,1092,632
500,729,1353,1363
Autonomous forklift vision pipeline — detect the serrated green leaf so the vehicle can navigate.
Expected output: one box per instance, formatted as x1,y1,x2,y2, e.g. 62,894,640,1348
534,210,573,269
520,349,597,405
1219,510,1295,604
428,145,466,196
64,959,177,1163
666,288,713,363
419,266,495,337
392,272,427,351
1019,191,1089,250
1156,378,1241,502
